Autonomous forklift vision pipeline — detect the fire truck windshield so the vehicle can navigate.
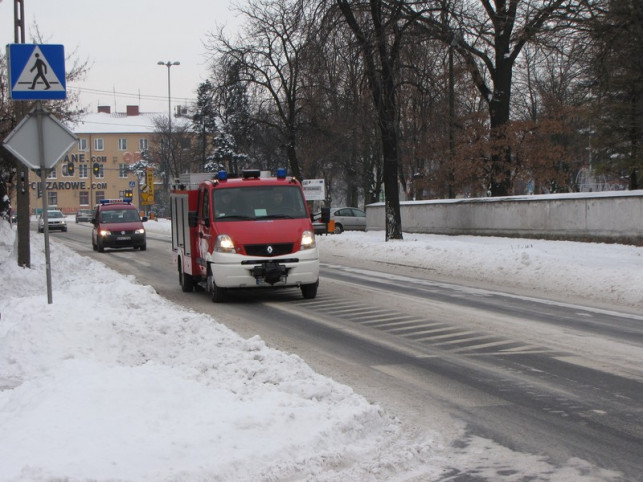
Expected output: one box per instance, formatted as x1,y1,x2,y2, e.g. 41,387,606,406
213,185,307,221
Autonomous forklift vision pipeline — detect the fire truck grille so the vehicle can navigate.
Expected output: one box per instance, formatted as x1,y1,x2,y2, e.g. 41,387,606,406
244,243,294,257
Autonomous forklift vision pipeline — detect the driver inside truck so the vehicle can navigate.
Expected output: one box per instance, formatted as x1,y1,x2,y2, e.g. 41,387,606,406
215,190,243,218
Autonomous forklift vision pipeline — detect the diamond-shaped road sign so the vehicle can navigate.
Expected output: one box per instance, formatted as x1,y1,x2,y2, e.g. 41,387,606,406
3,106,78,170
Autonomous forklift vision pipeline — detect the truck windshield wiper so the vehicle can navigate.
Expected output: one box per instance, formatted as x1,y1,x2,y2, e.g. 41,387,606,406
216,214,254,220
260,214,295,219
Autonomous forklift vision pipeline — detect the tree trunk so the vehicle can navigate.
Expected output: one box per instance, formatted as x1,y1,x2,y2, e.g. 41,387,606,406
286,125,302,180
488,57,514,196
337,0,403,240
378,90,403,240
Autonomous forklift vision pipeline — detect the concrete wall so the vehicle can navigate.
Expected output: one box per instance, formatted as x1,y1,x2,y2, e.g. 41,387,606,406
366,190,643,245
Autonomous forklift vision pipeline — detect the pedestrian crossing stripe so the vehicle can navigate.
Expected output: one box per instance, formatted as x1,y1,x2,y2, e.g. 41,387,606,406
7,44,66,100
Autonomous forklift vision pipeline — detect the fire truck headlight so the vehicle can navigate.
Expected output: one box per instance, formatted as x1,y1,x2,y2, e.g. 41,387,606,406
215,234,236,253
300,230,316,250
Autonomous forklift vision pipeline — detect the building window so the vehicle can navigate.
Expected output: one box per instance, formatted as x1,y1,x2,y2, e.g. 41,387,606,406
79,138,88,151
94,138,104,151
47,167,57,179
119,163,128,178
181,138,191,150
79,191,89,206
118,138,127,150
47,191,57,207
95,191,105,204
139,138,148,151
94,164,104,178
79,164,88,179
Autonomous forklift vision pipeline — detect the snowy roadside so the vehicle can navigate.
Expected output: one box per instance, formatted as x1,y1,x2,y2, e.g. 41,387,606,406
0,219,634,480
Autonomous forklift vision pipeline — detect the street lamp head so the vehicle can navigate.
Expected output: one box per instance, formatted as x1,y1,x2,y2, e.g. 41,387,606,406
157,61,180,67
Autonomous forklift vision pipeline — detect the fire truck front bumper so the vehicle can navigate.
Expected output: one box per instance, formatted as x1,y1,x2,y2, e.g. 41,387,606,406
209,249,319,288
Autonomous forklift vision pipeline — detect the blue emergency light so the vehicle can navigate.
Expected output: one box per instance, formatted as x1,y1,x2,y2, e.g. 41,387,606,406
276,168,287,179
100,199,132,205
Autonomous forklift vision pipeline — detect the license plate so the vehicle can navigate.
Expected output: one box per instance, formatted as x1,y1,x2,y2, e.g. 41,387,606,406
117,236,131,241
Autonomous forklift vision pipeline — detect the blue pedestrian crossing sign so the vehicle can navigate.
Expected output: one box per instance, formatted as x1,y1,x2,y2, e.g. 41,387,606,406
6,44,66,100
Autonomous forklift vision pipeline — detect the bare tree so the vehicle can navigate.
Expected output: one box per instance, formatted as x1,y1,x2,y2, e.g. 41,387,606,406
151,116,195,189
588,0,643,189
336,0,416,240
297,7,383,207
206,0,322,180
408,0,592,196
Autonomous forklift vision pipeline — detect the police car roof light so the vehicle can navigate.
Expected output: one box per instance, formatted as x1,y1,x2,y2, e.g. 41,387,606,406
276,167,287,179
100,199,131,205
217,170,228,181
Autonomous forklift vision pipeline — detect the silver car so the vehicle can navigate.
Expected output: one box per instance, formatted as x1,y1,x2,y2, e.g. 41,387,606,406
330,207,366,233
38,210,67,233
314,207,366,234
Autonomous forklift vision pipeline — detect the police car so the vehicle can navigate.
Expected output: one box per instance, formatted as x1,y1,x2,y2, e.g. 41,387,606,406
91,199,148,252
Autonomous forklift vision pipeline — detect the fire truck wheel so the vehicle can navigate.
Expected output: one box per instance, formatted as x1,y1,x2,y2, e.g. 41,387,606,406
301,281,319,299
179,261,194,292
211,283,226,303
207,271,227,302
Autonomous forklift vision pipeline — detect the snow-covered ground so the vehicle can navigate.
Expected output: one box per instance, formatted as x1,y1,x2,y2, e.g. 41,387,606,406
0,218,639,481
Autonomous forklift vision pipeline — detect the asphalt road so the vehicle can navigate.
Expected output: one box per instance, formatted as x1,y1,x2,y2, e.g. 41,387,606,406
54,222,643,480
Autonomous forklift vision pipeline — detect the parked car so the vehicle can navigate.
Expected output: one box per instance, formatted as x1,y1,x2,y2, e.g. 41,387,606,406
75,209,93,223
38,209,67,233
313,207,366,234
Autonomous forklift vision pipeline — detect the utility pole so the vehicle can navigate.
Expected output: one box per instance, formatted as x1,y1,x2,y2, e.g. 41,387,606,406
14,0,31,267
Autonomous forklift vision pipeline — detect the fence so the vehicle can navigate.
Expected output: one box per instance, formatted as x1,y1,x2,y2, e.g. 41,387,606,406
365,190,643,245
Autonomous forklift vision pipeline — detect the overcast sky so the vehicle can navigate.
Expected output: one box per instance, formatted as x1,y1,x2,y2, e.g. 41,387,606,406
1,0,240,114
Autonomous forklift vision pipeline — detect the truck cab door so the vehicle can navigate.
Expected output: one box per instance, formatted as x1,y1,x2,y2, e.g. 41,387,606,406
196,186,213,277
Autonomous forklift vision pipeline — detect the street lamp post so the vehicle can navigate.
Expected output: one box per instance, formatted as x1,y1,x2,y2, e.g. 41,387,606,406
157,60,180,165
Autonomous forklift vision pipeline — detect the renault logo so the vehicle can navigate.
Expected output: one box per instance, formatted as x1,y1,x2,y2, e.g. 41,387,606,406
266,245,273,254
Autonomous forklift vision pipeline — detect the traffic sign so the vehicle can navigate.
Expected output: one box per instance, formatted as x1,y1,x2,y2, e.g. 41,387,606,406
7,44,67,100
141,167,155,205
302,179,326,201
3,105,78,170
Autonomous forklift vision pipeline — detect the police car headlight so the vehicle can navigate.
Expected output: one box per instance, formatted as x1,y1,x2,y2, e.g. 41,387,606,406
300,230,316,250
99,229,111,237
215,234,236,253
135,228,145,234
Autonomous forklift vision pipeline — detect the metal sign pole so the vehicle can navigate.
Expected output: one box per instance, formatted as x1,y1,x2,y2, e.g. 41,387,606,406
35,100,53,304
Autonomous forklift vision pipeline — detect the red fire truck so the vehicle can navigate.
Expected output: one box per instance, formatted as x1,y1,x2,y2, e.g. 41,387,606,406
170,169,319,302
